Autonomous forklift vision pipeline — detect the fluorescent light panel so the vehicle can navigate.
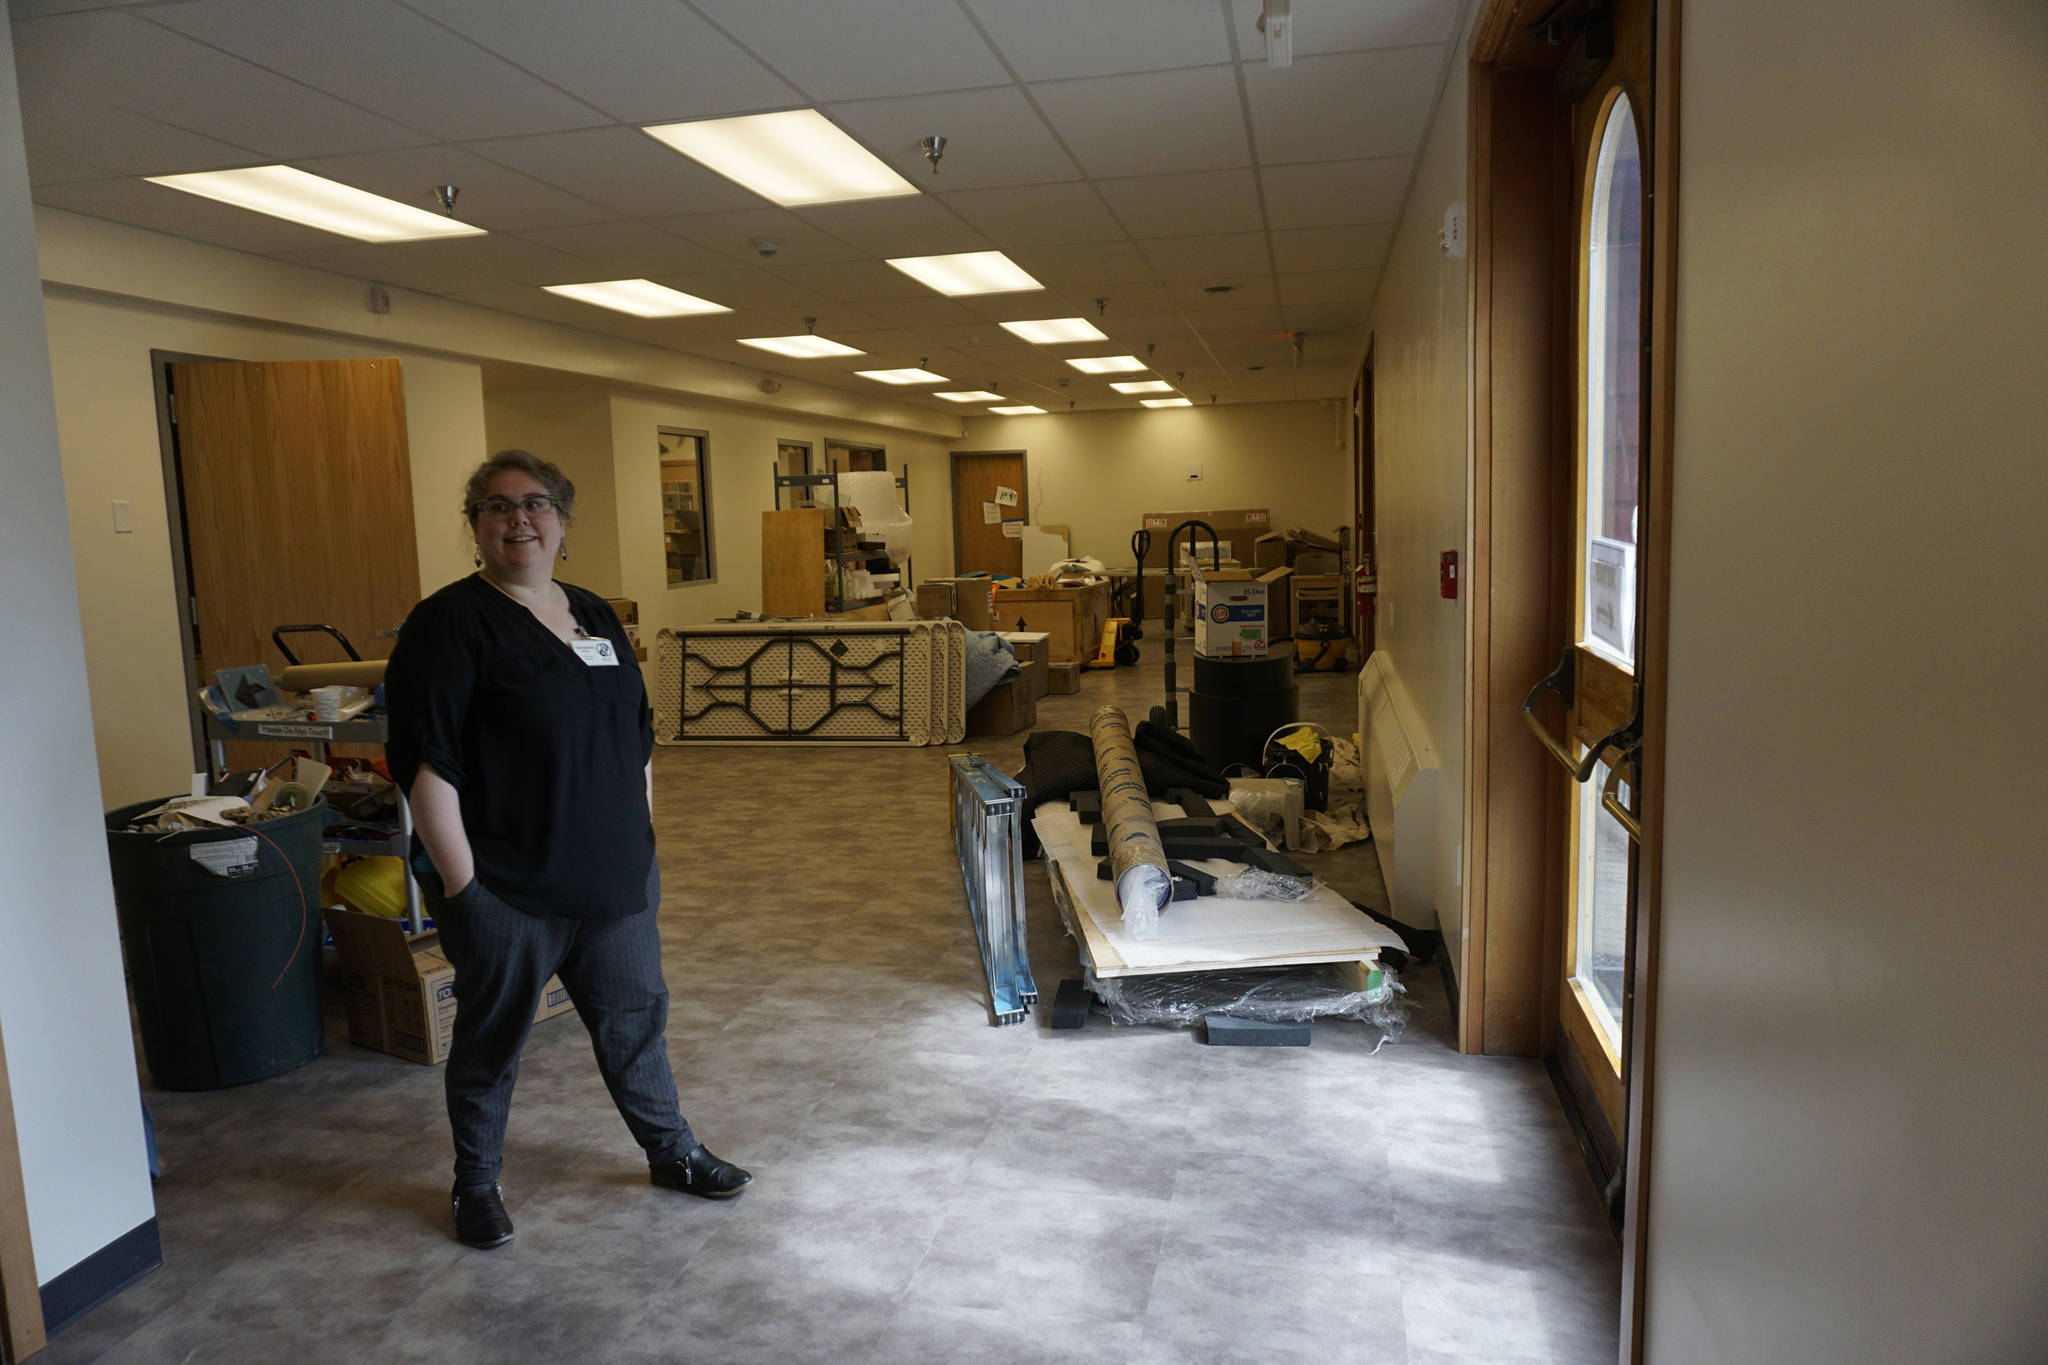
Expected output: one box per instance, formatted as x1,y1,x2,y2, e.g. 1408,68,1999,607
1110,380,1175,394
543,279,730,318
988,405,1045,415
1142,397,1194,408
999,317,1107,344
886,251,1042,297
642,110,916,207
1066,354,1147,374
856,367,947,385
936,390,1005,402
739,335,865,358
145,165,485,242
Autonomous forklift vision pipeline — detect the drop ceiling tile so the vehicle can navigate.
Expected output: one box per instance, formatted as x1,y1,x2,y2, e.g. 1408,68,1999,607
464,127,765,218
146,0,607,142
769,259,939,302
817,327,928,356
653,208,863,266
1093,310,1197,344
1068,281,1176,315
12,9,427,157
1280,301,1379,332
1188,304,1292,338
24,150,107,187
824,87,1081,191
294,146,613,232
271,242,507,296
1094,167,1265,239
13,80,260,176
793,197,991,259
661,266,825,310
33,176,343,254
1006,239,1156,286
1270,223,1396,273
9,0,113,15
1276,269,1381,305
935,182,1123,248
1137,232,1270,281
515,221,733,277
1229,0,1461,56
1243,48,1443,164
962,0,1232,81
848,296,989,330
732,304,891,336
1029,66,1252,178
400,234,603,287
1260,156,1411,229
400,0,803,124
688,0,1010,102
1163,275,1280,310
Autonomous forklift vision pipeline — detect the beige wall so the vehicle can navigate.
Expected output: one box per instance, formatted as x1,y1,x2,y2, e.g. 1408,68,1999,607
955,400,1351,569
1366,35,1470,952
45,290,485,807
610,392,955,633
0,12,156,1287
482,382,623,599
1646,1,2048,1359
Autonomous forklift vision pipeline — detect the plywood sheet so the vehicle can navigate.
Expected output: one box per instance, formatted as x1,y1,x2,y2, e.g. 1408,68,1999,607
761,507,827,617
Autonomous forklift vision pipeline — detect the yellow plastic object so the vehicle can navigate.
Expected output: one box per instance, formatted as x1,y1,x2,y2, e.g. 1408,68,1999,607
333,856,407,919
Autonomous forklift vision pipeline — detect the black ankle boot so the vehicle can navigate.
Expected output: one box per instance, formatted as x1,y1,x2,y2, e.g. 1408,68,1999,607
650,1145,752,1199
451,1182,514,1248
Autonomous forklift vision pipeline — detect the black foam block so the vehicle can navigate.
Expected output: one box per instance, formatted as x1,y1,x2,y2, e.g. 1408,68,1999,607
1202,1014,1312,1047
1050,979,1092,1030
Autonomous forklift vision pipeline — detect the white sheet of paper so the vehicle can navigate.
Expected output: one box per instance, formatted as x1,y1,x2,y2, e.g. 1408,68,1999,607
982,501,1000,524
995,486,1019,506
1001,521,1024,540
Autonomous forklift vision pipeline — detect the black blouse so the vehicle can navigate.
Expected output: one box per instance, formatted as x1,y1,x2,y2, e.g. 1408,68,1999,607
385,575,655,921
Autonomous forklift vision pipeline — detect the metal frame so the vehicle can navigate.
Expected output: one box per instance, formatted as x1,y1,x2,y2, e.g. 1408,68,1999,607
670,628,911,743
949,754,1036,1026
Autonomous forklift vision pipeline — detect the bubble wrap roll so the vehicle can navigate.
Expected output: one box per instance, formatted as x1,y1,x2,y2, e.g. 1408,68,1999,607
835,469,914,567
1089,704,1171,937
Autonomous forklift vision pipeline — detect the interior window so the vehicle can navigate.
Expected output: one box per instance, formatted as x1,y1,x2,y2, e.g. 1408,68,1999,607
1582,94,1643,666
659,427,713,586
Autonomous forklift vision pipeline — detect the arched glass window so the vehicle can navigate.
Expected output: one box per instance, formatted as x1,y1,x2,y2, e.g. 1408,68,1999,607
1581,94,1643,667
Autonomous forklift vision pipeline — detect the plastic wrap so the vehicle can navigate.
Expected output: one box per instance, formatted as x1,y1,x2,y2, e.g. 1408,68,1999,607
1227,778,1306,851
1085,961,1408,1041
1213,867,1318,901
835,470,913,566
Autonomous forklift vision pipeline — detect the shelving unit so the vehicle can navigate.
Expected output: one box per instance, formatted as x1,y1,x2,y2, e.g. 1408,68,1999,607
771,462,912,613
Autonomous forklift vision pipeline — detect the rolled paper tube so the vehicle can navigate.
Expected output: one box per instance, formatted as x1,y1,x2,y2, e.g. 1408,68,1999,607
1089,703,1172,937
276,660,387,692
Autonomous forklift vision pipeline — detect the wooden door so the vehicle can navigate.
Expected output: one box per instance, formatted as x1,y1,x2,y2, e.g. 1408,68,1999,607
951,450,1026,577
171,358,420,768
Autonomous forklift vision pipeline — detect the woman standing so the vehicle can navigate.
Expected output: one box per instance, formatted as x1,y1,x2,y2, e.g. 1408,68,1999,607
385,449,749,1250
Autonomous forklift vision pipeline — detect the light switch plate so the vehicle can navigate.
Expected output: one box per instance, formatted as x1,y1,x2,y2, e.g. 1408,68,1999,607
112,499,133,533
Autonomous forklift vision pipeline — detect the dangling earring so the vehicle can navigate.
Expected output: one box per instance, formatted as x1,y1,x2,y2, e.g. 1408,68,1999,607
473,553,482,567
559,541,569,562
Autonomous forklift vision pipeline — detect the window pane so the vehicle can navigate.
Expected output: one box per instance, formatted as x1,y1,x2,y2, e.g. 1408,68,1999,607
659,428,712,586
1575,758,1630,1040
1582,95,1643,665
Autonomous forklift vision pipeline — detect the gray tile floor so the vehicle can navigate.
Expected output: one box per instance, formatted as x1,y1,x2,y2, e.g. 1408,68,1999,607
48,652,1619,1364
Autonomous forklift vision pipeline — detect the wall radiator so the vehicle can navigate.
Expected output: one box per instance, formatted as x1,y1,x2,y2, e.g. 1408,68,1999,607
1358,651,1440,928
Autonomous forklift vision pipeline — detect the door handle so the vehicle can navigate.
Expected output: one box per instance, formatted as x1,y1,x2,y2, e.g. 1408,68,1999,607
1601,746,1643,843
1520,646,1631,783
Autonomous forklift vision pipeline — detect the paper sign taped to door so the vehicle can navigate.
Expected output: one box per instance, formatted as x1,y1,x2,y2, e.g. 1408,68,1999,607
983,501,1001,524
1001,521,1024,540
995,486,1019,507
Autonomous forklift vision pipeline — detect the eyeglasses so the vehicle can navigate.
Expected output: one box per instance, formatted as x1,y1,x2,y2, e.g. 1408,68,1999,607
472,494,559,520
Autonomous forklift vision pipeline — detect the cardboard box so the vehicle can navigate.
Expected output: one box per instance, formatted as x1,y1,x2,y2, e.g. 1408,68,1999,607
323,907,571,1065
999,631,1052,698
966,677,1036,736
1017,657,1045,699
1047,660,1082,694
1193,566,1292,658
1141,507,1270,539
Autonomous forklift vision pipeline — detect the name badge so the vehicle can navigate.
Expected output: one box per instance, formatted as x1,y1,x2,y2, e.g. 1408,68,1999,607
572,637,620,667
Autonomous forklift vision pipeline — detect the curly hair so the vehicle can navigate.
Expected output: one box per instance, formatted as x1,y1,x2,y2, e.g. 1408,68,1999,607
462,449,576,525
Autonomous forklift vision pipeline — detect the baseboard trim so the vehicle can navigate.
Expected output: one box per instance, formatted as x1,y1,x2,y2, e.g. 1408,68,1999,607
1438,952,1460,1024
39,1218,161,1340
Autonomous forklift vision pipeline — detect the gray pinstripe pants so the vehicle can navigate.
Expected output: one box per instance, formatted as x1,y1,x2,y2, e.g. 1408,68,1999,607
417,857,696,1190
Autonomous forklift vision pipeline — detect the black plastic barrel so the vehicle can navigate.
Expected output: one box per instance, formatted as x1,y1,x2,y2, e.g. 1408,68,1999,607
105,797,327,1090
1189,655,1299,774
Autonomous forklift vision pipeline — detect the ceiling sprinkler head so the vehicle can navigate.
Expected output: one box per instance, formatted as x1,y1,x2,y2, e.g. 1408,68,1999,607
920,135,946,174
1094,296,1108,317
1291,333,1305,368
803,316,818,334
433,184,459,215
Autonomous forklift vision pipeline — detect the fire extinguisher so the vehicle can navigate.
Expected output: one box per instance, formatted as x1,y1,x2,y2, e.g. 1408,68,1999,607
1354,561,1376,619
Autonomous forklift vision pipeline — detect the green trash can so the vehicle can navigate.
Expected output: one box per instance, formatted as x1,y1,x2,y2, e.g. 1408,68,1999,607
105,797,328,1090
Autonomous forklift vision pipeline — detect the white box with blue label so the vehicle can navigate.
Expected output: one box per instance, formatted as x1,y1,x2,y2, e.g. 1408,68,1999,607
1193,566,1292,658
